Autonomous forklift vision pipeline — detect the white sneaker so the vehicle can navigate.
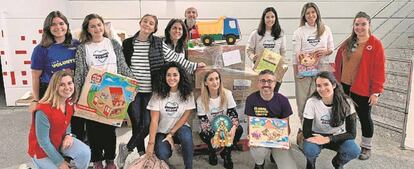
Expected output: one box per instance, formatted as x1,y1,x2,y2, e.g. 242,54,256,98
116,143,131,168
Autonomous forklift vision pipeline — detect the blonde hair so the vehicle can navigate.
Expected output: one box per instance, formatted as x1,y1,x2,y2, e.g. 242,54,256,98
39,71,77,108
200,69,227,112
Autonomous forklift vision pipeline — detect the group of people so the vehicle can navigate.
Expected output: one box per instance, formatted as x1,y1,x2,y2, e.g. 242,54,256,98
27,2,385,169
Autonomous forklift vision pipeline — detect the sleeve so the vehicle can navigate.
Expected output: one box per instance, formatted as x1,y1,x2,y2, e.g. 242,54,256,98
292,29,302,65
326,26,335,63
280,95,293,118
329,113,357,143
74,44,88,96
35,111,65,166
185,94,196,110
370,40,386,94
302,118,313,139
280,34,287,58
334,46,344,81
227,108,239,121
196,97,206,116
226,90,237,109
246,30,258,60
303,99,315,120
113,39,134,78
31,45,47,70
146,95,161,111
162,42,197,73
244,95,255,116
198,115,212,134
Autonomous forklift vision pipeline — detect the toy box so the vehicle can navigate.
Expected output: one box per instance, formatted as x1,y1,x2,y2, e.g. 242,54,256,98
75,67,138,127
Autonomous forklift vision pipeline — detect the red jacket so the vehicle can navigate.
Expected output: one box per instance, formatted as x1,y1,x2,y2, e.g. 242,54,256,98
334,35,385,97
28,100,74,159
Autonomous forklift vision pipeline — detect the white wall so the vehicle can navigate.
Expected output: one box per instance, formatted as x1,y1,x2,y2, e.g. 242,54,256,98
1,0,413,105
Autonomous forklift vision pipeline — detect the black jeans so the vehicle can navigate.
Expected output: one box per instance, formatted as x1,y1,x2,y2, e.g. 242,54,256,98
342,83,373,137
199,125,243,155
86,120,116,162
126,93,152,152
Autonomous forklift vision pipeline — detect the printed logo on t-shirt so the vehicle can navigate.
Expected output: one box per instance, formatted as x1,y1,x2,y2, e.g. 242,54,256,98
263,39,276,49
93,49,109,63
321,114,330,125
165,102,179,115
210,107,225,118
253,106,269,117
51,58,75,69
307,35,320,47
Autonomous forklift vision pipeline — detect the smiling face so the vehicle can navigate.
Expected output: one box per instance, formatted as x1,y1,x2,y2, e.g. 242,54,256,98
353,17,370,38
258,74,276,97
140,16,156,35
264,11,276,30
87,18,105,40
305,7,317,26
58,75,74,100
205,72,220,94
166,67,180,90
185,7,198,20
170,22,183,42
50,17,68,41
316,77,335,100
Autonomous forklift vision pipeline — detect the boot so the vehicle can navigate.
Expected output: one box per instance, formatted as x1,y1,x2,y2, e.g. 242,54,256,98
208,152,218,165
331,155,344,169
93,161,104,169
359,147,371,160
254,161,264,169
220,148,233,169
105,160,117,169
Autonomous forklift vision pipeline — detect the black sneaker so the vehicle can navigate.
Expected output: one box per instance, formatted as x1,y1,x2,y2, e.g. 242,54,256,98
270,153,275,163
220,150,233,169
331,155,344,169
208,152,218,165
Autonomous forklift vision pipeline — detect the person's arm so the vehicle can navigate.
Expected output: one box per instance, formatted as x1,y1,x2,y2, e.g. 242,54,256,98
74,44,88,95
147,110,160,156
292,30,301,76
31,70,43,101
169,110,192,136
246,30,258,62
329,113,357,143
302,118,314,139
162,42,198,73
35,111,65,167
112,39,134,78
280,34,287,58
369,39,386,105
198,115,212,134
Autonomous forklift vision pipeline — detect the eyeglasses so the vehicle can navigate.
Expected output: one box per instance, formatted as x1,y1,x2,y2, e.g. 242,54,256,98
259,79,275,84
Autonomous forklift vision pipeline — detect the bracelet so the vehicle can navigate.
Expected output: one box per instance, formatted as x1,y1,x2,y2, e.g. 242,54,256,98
65,133,73,137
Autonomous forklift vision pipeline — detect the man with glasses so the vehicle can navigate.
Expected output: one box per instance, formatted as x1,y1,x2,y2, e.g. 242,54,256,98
245,69,297,169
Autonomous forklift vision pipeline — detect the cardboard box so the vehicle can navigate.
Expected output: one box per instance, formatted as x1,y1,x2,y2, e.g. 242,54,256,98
75,67,139,127
188,45,246,71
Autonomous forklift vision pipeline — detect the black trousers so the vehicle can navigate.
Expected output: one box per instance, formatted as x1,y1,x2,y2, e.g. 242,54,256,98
199,125,244,155
126,92,152,152
86,120,116,162
342,83,373,137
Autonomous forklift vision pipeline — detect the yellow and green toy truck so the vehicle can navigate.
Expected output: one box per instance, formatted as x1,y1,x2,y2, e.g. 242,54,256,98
191,16,241,46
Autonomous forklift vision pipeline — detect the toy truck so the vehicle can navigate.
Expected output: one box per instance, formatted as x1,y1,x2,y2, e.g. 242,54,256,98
191,16,241,46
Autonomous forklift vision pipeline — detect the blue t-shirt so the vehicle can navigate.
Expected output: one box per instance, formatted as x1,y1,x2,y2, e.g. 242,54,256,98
244,91,293,119
31,40,79,83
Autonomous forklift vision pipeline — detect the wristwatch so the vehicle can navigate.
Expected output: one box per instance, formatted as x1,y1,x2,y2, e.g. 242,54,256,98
373,93,381,97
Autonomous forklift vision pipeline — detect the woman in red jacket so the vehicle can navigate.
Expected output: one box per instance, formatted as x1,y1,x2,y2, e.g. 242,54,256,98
334,11,385,160
28,71,90,169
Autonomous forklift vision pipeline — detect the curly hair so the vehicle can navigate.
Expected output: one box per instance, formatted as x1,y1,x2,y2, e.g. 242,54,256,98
156,62,193,101
311,71,351,127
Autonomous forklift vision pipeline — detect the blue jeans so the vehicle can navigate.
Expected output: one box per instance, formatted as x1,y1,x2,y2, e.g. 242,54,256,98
32,138,91,169
303,139,360,169
155,125,193,169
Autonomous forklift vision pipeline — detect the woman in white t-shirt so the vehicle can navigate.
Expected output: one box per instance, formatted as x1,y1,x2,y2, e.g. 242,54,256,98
196,69,243,169
74,13,133,169
246,7,286,92
302,71,360,169
146,62,195,169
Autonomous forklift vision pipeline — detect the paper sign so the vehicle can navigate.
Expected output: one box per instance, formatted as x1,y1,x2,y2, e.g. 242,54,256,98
222,50,241,66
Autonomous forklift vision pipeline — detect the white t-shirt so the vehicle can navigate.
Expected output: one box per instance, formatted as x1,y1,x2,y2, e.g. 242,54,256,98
85,38,118,74
303,97,355,135
247,30,286,57
147,92,196,133
292,23,334,64
196,89,237,121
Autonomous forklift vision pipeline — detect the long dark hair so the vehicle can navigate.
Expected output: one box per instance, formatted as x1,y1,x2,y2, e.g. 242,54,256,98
258,7,282,40
164,19,188,53
299,2,325,39
156,62,193,101
40,11,73,47
311,71,351,127
342,11,372,57
79,13,108,43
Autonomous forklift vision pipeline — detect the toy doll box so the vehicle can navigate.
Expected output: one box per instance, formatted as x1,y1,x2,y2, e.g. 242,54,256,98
248,116,289,149
75,67,138,127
